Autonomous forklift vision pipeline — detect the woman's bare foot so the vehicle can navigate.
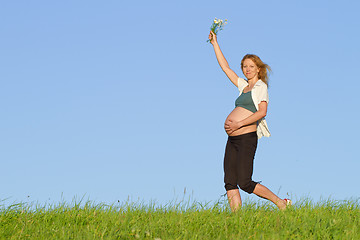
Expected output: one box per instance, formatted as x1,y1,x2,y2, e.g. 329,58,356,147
278,199,292,210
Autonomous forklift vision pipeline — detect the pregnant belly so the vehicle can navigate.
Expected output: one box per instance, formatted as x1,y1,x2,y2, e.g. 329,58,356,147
225,107,257,136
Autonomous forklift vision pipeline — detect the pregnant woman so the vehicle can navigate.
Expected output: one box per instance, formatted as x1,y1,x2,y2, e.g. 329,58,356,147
209,31,291,211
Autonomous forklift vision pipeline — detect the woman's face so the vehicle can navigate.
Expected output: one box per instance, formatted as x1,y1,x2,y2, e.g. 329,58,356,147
242,58,260,80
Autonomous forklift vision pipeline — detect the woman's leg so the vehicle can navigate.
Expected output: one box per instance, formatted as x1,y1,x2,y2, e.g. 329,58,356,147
227,189,241,212
232,132,288,209
235,132,259,194
224,137,242,211
253,183,287,209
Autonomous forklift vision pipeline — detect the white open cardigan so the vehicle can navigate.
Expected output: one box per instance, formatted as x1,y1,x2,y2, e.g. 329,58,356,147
237,78,271,139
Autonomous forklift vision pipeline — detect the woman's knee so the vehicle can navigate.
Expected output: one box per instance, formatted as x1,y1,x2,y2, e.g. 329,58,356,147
225,183,238,191
239,181,257,194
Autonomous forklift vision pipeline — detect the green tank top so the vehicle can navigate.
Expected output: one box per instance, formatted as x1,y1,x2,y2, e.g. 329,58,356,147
235,91,257,113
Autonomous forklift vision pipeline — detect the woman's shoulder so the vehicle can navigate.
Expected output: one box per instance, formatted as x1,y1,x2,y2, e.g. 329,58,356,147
238,77,247,85
256,79,267,87
254,80,268,91
237,77,248,89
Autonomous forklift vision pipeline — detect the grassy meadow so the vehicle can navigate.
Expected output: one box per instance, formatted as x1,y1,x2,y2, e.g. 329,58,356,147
1,198,359,239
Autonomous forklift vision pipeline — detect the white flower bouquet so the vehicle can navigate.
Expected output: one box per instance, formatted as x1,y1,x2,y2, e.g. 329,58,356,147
207,18,228,43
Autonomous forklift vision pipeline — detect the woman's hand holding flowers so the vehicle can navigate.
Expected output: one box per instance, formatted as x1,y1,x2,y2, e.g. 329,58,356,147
208,31,217,45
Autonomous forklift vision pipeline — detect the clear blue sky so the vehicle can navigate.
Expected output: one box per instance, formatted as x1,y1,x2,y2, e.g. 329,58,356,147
1,0,359,206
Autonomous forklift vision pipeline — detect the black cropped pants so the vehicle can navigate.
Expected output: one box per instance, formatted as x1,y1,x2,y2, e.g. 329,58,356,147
223,131,258,194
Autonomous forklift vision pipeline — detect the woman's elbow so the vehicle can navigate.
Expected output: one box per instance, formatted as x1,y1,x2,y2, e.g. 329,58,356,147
258,110,267,118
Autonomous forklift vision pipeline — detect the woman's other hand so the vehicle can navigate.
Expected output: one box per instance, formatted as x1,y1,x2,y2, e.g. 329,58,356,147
224,119,242,134
208,31,217,45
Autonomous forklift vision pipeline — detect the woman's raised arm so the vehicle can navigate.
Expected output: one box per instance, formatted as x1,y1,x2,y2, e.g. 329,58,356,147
209,31,239,87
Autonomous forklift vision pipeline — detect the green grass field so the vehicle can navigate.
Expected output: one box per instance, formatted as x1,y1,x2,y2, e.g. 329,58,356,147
1,198,359,239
